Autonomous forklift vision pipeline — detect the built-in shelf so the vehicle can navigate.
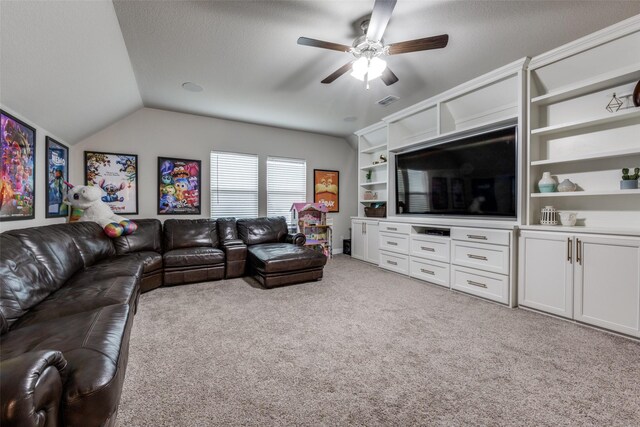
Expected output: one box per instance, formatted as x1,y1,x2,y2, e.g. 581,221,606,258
361,143,388,154
359,199,387,204
530,147,640,166
531,189,640,197
531,64,640,106
531,108,640,137
360,163,388,171
359,180,387,187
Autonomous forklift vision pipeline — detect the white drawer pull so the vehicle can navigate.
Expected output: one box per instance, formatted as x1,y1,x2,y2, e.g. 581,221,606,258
387,241,398,246
420,268,435,275
466,280,487,289
467,234,487,240
467,254,488,261
387,260,398,266
387,227,397,231
420,246,435,252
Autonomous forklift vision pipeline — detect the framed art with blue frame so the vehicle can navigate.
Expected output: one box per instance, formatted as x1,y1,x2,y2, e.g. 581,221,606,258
45,136,69,218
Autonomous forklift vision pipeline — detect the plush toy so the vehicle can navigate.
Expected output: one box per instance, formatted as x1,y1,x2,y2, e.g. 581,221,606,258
63,182,137,238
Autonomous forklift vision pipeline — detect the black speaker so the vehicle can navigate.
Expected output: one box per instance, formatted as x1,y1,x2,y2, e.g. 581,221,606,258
343,239,352,256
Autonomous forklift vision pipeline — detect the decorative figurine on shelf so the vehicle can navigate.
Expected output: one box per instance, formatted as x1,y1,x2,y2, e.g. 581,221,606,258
365,170,372,182
606,93,623,113
620,167,639,190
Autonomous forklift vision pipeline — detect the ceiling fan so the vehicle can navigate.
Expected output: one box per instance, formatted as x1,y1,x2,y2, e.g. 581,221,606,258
297,0,448,89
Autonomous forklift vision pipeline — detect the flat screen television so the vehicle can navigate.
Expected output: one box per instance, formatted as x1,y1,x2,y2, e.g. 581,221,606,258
395,125,517,218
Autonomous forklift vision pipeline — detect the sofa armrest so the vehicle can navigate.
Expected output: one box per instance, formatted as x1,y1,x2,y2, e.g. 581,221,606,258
221,240,247,262
221,239,245,247
285,233,306,246
1,350,67,427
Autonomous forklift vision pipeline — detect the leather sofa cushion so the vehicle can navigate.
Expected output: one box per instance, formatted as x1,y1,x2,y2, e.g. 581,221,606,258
163,247,225,268
216,217,238,242
67,222,116,267
163,219,219,251
248,243,327,274
72,256,144,283
237,217,288,246
117,251,162,274
113,219,162,254
6,224,86,289
0,234,55,332
11,275,139,330
0,304,133,426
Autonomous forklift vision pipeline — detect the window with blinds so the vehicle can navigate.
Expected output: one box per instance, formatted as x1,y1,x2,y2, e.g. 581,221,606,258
267,157,307,224
210,151,258,219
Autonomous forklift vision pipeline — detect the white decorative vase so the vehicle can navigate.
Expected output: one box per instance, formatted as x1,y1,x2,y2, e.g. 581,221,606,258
559,211,577,226
538,172,557,193
557,179,577,192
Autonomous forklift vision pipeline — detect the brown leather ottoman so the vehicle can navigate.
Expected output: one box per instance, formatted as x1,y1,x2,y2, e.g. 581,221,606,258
247,243,326,288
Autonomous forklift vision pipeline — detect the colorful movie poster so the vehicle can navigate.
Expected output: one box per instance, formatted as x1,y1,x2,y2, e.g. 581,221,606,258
314,169,339,212
1,110,36,221
158,157,201,215
46,137,69,218
85,151,138,214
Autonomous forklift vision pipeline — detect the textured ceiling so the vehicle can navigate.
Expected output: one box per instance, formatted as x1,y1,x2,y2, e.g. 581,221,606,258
2,1,640,144
0,0,142,144
113,0,640,138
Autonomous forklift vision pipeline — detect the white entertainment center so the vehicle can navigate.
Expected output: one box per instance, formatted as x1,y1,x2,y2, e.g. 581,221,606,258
351,16,640,338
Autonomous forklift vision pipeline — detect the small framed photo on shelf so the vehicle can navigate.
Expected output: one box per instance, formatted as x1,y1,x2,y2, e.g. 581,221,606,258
85,151,138,215
314,169,339,212
158,157,201,215
0,110,36,221
45,137,69,218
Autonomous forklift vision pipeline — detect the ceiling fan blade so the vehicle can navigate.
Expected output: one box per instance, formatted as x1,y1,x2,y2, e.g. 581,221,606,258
380,67,399,86
297,37,351,53
366,0,397,42
387,34,449,55
321,61,354,84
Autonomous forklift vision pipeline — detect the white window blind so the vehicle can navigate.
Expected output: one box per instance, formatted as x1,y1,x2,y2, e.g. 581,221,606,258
267,157,307,223
210,151,258,218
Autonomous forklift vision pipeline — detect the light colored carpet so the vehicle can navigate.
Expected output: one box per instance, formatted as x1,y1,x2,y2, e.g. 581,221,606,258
117,255,640,426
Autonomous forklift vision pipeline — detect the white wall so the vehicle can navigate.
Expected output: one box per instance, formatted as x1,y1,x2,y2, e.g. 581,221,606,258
71,108,357,251
0,105,72,232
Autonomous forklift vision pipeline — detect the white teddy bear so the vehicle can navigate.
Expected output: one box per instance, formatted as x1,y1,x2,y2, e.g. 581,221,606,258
64,183,137,238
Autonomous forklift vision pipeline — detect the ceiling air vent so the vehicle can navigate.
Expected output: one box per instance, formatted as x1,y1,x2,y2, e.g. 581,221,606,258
377,95,399,107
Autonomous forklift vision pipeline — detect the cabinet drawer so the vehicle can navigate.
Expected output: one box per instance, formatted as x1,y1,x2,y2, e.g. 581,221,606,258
379,222,411,235
410,235,450,262
451,265,509,304
451,227,510,246
452,241,509,275
379,250,409,275
410,258,450,288
379,232,409,254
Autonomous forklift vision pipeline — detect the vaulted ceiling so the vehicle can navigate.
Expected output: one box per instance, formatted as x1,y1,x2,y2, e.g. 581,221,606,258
2,1,640,144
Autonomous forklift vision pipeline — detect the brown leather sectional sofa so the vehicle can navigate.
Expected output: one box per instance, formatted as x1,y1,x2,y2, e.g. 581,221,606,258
0,216,326,426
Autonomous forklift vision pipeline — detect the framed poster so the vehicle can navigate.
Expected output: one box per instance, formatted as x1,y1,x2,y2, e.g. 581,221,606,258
1,110,36,221
158,157,201,214
85,151,138,214
314,169,339,212
45,136,69,218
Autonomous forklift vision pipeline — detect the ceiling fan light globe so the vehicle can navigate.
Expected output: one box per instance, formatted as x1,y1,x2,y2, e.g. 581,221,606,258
368,57,387,79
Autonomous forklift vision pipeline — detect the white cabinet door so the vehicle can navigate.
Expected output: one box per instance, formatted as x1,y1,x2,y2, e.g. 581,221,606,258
351,220,365,261
518,231,573,318
574,235,640,337
364,221,380,264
